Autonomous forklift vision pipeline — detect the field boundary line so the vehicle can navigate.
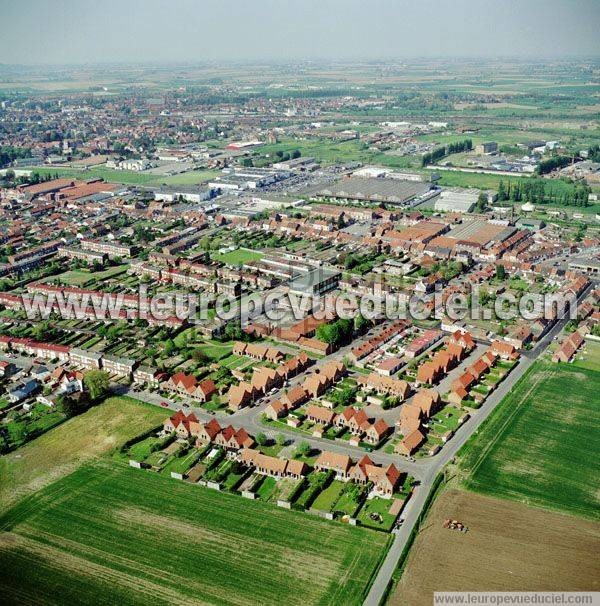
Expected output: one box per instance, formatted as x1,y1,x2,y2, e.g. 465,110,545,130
465,362,554,482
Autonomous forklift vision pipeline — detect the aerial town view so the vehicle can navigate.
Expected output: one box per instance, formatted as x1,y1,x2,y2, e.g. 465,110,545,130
0,1,598,605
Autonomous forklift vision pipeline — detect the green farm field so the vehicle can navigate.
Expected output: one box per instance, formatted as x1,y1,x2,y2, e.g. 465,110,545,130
0,463,389,606
0,396,166,511
460,360,600,519
28,166,220,187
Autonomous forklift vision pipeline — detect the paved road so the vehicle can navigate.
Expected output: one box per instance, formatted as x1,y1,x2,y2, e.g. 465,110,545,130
362,282,594,606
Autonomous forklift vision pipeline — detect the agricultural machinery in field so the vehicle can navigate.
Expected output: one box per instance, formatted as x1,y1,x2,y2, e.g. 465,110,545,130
443,519,468,532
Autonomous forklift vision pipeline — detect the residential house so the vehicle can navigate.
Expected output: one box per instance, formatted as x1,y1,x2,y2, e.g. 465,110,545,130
264,400,288,421
314,450,353,478
412,389,441,417
7,379,40,403
70,348,103,369
281,385,308,409
357,373,410,400
133,365,159,386
194,418,223,445
215,425,255,453
552,331,584,363
102,354,137,378
0,361,16,377
349,455,401,496
240,448,307,479
364,418,391,445
228,382,256,411
447,330,475,351
394,429,426,456
490,340,518,360
305,404,336,426
163,410,199,438
165,372,217,402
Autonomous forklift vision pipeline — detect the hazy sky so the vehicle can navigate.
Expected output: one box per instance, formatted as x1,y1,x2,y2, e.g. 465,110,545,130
1,0,598,64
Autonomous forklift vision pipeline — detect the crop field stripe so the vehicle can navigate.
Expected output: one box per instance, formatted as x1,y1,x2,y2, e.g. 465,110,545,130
0,463,388,606
466,362,546,479
460,360,600,519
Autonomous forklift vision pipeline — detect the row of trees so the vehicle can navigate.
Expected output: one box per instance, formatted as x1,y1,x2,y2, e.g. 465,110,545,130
0,145,32,169
421,139,473,167
588,144,600,163
497,177,590,207
536,155,572,175
315,314,372,349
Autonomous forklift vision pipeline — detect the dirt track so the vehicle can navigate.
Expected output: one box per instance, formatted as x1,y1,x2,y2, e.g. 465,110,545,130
391,488,600,606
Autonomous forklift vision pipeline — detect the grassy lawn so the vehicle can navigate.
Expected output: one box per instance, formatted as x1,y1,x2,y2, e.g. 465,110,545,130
220,354,251,369
430,406,462,434
160,169,220,185
460,360,600,520
222,465,248,491
571,339,600,373
49,264,128,287
334,483,365,517
295,471,330,509
211,248,263,266
159,448,203,476
0,396,166,511
256,475,278,501
127,436,162,461
0,463,389,606
200,341,234,361
312,480,346,512
357,497,397,532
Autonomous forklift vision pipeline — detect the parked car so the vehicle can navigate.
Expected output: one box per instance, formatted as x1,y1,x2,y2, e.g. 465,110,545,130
160,401,169,408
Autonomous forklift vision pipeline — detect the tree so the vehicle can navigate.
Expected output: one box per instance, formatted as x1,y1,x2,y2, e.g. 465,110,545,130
84,370,110,401
8,421,28,445
223,322,246,342
331,385,355,408
255,432,268,446
497,180,507,201
354,313,370,336
475,192,487,212
295,441,311,458
316,318,354,348
316,322,340,346
57,395,84,418
495,265,506,280
32,319,52,341
276,433,286,446
106,324,122,342
163,339,176,356
192,349,208,364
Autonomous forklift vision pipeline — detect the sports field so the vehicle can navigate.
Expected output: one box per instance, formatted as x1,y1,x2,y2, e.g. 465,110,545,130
0,463,389,606
460,360,600,519
0,396,166,511
212,248,263,266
